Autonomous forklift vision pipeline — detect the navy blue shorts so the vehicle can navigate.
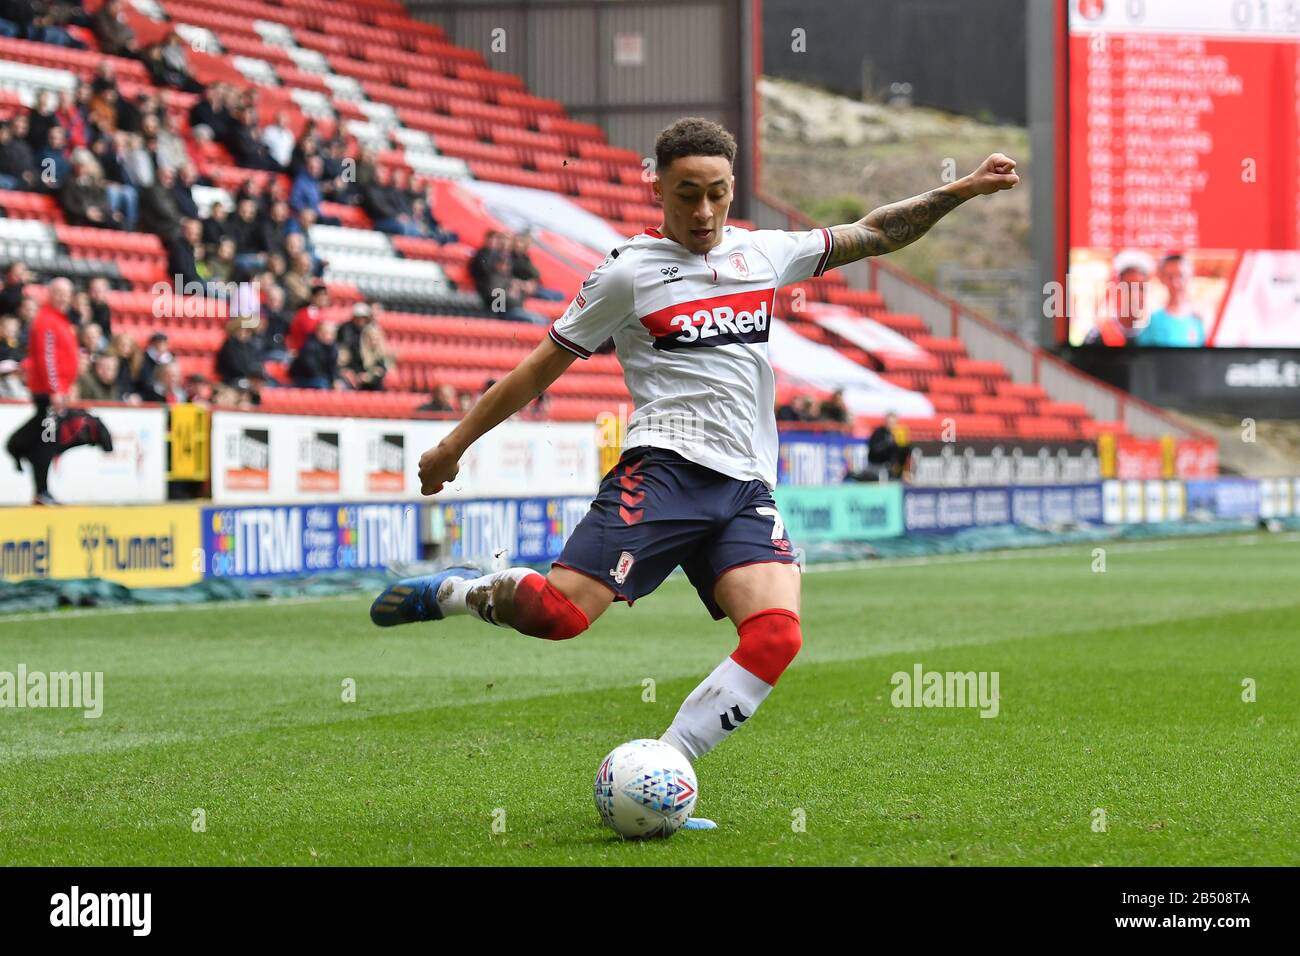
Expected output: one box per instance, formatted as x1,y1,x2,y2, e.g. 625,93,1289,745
554,446,797,620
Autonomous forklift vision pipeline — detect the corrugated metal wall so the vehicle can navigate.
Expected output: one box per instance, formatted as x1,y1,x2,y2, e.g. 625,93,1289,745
404,0,754,212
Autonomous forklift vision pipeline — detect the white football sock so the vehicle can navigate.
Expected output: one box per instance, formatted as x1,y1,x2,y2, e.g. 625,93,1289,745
437,568,539,627
661,657,774,762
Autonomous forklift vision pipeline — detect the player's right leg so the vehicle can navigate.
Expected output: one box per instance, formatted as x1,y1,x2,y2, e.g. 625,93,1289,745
371,447,697,639
370,564,610,639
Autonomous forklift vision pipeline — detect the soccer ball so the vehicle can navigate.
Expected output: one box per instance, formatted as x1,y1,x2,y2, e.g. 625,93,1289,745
594,739,698,839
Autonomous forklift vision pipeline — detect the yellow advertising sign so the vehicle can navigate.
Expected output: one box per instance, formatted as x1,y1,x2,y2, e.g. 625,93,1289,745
168,403,210,480
0,505,203,586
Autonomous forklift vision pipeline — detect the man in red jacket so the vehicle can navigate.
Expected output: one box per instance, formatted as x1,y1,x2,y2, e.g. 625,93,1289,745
5,277,80,504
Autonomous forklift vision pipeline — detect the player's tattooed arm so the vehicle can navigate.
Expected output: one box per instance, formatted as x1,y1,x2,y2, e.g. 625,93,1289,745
825,153,1019,268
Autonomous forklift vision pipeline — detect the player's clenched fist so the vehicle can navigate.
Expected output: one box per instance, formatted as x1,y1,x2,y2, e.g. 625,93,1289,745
418,442,460,496
968,153,1020,194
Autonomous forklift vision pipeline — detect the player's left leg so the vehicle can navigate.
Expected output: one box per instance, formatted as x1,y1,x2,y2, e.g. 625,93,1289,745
660,560,801,762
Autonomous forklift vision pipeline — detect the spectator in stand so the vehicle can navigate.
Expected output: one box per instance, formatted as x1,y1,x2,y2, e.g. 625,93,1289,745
261,111,295,171
54,90,87,147
257,199,292,260
224,103,278,171
36,124,71,192
86,86,119,138
281,252,317,314
188,85,229,143
91,127,135,198
0,117,39,191
289,155,341,225
87,277,112,335
136,331,173,392
284,231,320,278
15,1,88,48
819,388,849,425
120,130,155,189
68,290,95,331
341,321,391,392
286,282,330,353
776,394,815,422
15,294,38,348
510,232,565,301
363,165,422,237
167,164,200,220
4,276,79,504
289,321,342,389
417,383,461,413
183,372,213,405
410,176,457,244
469,230,542,322
257,283,290,361
862,411,912,480
144,32,203,93
231,195,263,257
206,238,239,286
26,90,59,153
0,314,27,399
336,301,372,358
92,0,136,58
216,317,264,387
288,126,321,178
108,332,143,398
60,149,125,229
152,112,189,174
137,164,184,236
0,263,30,316
76,320,105,356
233,176,267,213
320,138,354,203
203,199,237,248
167,218,206,288
75,351,125,402
141,359,189,403
284,206,317,251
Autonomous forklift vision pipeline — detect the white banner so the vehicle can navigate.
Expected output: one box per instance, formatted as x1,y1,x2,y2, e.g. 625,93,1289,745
0,402,167,505
769,319,934,419
809,305,929,358
209,412,600,504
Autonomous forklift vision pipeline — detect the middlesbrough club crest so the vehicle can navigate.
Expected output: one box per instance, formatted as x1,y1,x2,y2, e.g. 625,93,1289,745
728,251,750,278
610,551,635,585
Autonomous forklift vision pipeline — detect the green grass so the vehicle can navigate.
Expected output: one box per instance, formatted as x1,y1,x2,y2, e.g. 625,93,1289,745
2,532,1298,865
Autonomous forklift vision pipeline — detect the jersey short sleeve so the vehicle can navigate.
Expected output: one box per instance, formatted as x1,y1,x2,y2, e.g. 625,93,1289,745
750,227,834,288
548,250,635,359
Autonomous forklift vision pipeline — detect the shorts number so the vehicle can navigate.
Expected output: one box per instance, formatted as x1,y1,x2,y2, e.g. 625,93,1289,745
757,506,784,540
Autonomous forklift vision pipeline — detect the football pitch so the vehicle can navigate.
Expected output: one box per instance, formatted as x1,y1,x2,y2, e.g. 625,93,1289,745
2,532,1297,866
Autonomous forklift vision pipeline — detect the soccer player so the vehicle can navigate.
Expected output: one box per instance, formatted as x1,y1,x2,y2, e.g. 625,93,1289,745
372,118,1018,813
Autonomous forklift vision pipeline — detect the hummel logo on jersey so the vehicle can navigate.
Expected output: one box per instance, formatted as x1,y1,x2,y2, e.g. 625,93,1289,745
640,289,773,351
719,705,749,732
660,266,683,285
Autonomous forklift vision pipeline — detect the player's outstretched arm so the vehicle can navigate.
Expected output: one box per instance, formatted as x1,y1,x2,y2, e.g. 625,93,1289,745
824,152,1020,269
417,337,577,495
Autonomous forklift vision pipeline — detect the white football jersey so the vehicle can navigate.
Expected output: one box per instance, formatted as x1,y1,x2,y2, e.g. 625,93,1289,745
549,224,834,488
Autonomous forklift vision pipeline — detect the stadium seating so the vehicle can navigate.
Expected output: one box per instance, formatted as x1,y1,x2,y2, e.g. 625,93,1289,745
0,1,1123,440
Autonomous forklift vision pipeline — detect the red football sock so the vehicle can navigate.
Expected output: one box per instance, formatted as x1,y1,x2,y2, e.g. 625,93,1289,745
730,608,802,685
511,572,591,641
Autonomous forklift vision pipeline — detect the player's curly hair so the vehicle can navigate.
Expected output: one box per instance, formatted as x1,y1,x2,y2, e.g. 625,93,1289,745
654,117,737,173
